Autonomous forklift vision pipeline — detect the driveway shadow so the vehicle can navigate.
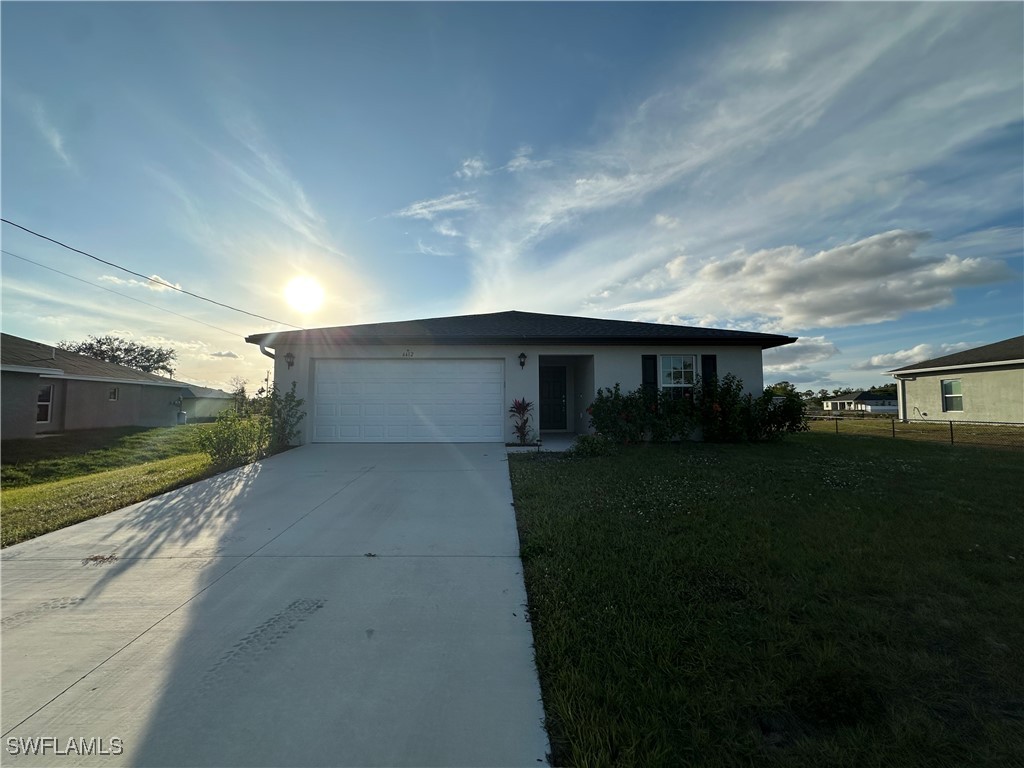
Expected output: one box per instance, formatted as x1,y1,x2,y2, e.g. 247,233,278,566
78,462,264,602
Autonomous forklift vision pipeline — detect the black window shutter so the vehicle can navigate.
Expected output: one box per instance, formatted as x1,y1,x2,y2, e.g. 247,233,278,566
642,355,657,394
701,354,718,383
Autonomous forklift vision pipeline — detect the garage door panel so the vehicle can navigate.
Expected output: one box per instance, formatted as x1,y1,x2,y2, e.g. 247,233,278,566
314,403,336,419
313,359,504,443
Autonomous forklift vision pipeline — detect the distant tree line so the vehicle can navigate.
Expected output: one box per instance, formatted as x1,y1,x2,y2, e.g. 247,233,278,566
768,381,897,408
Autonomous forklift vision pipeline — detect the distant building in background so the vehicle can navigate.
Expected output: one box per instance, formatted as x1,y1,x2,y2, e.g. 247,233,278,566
1,334,232,439
888,336,1024,424
821,391,898,414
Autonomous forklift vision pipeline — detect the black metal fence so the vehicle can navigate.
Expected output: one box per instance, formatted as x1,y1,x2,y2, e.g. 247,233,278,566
806,415,1024,450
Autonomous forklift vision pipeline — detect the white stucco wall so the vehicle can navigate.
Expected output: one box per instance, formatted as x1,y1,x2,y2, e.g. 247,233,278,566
896,365,1024,423
267,340,768,444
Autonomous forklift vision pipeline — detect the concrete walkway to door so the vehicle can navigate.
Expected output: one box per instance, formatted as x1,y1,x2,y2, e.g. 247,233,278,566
1,443,549,767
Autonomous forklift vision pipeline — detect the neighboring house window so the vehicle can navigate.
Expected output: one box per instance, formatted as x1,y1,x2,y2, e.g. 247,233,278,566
942,379,963,412
661,355,695,400
108,387,120,402
37,384,53,423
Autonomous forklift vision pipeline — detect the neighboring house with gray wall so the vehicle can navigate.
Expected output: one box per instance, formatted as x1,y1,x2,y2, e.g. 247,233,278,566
1,334,231,438
180,385,234,422
889,336,1024,424
246,310,797,445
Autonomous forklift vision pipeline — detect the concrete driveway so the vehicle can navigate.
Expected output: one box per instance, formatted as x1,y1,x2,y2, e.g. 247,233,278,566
1,444,549,766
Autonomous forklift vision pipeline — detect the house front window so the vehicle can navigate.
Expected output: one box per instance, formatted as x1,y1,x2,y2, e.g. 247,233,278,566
941,379,963,412
661,355,695,400
37,384,53,423
108,387,120,402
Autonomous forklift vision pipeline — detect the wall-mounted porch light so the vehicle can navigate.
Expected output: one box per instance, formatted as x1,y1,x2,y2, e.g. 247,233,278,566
284,352,295,369
518,352,527,369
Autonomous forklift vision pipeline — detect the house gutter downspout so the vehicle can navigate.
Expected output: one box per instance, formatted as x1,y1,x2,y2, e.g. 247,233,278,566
259,343,276,361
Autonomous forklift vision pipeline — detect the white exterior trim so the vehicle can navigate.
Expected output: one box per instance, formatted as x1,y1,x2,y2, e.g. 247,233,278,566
1,364,64,375
890,358,1024,376
39,373,183,388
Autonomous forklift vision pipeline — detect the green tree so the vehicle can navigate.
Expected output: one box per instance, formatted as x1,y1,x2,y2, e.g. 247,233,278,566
768,381,798,396
58,335,177,376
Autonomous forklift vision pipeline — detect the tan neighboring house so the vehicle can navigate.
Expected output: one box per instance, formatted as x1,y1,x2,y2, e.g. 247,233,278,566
245,310,797,445
1,334,232,439
888,335,1024,424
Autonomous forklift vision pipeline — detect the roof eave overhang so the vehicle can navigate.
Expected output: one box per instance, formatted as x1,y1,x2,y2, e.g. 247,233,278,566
39,373,186,388
1,364,65,375
889,358,1024,377
246,333,798,350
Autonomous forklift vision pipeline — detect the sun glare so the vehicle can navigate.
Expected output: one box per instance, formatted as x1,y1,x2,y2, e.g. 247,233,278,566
284,275,324,313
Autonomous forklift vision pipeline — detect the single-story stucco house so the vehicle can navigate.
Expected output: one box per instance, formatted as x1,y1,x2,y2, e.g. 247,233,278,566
888,335,1024,423
821,391,898,414
245,310,797,444
180,384,235,422
1,334,233,439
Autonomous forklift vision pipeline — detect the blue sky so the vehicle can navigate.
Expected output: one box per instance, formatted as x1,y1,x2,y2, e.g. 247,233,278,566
2,2,1021,393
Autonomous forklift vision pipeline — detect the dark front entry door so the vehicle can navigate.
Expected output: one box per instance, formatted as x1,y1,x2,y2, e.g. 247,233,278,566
539,366,567,430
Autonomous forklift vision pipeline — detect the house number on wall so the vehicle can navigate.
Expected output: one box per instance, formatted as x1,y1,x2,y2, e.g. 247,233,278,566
402,349,414,357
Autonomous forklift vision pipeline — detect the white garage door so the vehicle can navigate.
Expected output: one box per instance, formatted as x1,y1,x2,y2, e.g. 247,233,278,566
312,359,505,443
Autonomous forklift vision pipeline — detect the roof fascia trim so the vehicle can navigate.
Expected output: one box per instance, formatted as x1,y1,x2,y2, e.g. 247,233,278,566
889,358,1024,376
1,364,65,375
39,373,186,387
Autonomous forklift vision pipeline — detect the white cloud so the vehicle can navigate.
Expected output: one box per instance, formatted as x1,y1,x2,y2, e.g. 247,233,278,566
393,192,480,221
29,99,72,167
616,230,1015,330
763,336,839,370
181,106,351,261
441,3,1020,326
455,157,489,179
97,274,183,292
851,341,975,370
505,146,552,173
434,219,462,237
210,350,240,359
416,240,453,257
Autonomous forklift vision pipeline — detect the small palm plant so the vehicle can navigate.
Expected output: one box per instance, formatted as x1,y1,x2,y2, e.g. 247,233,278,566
509,398,534,445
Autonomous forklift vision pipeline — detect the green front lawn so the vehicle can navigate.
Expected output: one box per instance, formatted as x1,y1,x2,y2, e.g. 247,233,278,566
1,454,215,547
509,434,1023,767
1,425,206,488
1,426,216,547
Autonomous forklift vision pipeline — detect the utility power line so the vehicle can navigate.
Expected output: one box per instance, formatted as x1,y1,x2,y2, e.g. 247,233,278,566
1,249,245,339
1,218,303,330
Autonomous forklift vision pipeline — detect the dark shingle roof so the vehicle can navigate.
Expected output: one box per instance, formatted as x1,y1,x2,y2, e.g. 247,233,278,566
889,336,1024,373
1,333,185,387
181,384,233,399
247,310,797,349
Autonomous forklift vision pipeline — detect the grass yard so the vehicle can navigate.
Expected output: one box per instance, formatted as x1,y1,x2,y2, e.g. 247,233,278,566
1,426,215,547
1,454,215,547
509,433,1023,767
807,417,1024,450
1,426,205,488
